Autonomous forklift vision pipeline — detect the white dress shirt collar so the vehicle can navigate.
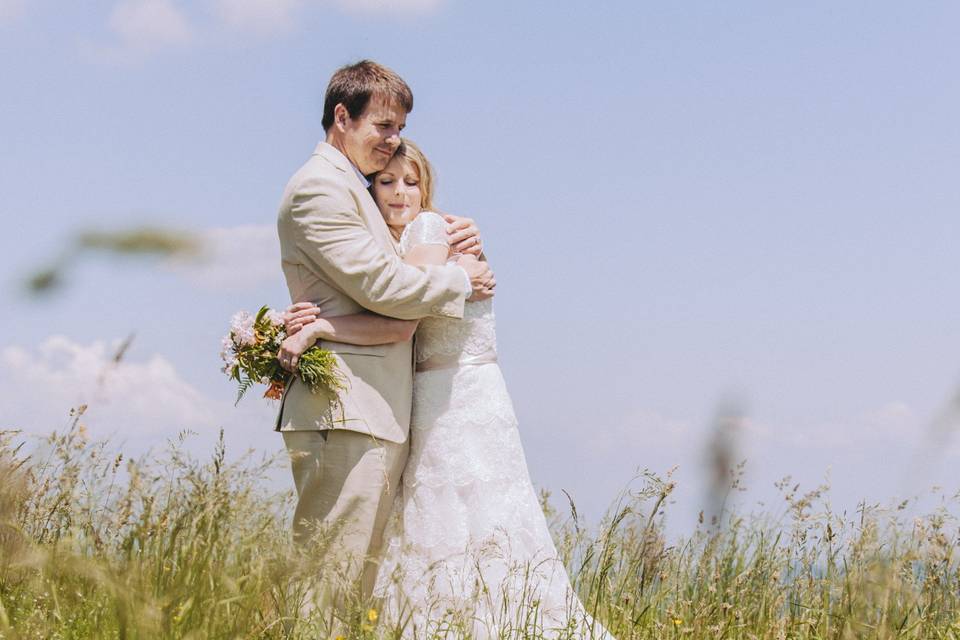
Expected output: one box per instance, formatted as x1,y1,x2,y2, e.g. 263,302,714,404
352,163,371,188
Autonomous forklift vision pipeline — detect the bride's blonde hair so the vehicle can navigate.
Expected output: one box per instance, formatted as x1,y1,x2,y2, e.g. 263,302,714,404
393,138,436,212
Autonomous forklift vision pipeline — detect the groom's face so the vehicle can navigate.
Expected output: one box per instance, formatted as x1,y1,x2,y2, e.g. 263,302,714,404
341,95,407,175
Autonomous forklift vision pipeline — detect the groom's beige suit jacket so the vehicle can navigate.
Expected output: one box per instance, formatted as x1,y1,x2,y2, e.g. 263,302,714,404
276,142,467,443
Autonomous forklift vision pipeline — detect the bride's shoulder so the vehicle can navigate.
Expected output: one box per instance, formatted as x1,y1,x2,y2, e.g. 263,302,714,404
406,210,447,236
412,210,445,226
400,210,448,252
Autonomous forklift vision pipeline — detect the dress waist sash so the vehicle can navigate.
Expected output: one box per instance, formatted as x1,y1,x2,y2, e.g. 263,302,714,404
416,349,498,372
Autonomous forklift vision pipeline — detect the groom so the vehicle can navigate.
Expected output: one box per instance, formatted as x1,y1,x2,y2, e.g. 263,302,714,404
275,60,494,601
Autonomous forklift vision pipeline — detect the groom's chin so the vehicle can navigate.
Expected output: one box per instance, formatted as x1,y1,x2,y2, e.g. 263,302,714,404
359,160,385,176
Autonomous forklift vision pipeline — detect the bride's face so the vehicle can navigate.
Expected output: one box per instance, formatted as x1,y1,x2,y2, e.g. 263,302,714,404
372,156,423,228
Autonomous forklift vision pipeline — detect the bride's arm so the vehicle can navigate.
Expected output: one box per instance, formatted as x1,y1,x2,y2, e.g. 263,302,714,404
278,311,417,371
279,215,480,370
283,237,449,339
402,243,449,267
297,313,417,345
283,240,447,345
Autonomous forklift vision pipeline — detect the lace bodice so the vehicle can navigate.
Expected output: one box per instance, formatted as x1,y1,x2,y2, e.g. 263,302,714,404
399,212,497,365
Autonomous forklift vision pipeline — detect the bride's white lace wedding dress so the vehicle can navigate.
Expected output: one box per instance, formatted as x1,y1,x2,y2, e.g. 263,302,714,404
374,212,613,639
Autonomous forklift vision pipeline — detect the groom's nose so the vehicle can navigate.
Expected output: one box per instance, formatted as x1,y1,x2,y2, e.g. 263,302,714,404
384,129,401,148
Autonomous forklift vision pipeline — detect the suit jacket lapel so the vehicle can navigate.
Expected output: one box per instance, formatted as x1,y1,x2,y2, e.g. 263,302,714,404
314,142,399,257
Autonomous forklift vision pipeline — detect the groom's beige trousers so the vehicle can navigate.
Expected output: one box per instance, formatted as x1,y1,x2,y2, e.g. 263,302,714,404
283,430,408,598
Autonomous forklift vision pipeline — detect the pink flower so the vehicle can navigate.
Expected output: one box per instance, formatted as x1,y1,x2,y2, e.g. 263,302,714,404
230,311,256,346
265,309,285,328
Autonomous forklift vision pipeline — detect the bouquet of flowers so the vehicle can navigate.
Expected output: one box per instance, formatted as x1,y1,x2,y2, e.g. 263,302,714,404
220,306,345,405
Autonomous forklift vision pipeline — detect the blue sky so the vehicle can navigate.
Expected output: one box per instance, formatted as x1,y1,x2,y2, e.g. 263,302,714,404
2,0,959,534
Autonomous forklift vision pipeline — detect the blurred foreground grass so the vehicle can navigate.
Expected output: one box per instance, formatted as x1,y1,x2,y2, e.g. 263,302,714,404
1,411,958,639
25,228,199,295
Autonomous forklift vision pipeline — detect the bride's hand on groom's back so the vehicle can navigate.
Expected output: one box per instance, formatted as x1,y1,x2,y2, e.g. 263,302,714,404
458,255,496,302
284,302,321,336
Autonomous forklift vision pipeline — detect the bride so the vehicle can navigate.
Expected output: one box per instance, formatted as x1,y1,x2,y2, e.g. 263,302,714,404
280,140,613,639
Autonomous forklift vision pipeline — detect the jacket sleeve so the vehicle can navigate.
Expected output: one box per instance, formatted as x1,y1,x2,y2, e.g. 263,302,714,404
287,173,467,320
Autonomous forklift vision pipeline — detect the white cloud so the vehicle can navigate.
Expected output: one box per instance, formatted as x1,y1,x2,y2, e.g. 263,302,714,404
1,336,216,440
585,400,957,496
212,0,303,34
0,0,25,24
82,0,446,60
210,0,445,35
167,224,279,290
333,0,444,14
603,408,693,451
110,0,193,49
84,0,194,63
0,335,289,485
751,401,922,450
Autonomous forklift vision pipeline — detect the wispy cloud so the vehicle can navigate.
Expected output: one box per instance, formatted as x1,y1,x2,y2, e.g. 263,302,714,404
1,336,216,439
333,0,444,15
84,0,194,63
589,400,954,488
81,0,448,58
753,401,920,450
212,0,303,35
0,0,25,24
211,0,446,36
0,334,284,462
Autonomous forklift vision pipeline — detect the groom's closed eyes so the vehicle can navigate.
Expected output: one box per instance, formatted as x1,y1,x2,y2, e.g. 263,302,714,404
377,120,405,132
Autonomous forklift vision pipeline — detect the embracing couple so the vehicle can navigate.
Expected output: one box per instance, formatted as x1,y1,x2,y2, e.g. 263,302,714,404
275,60,612,638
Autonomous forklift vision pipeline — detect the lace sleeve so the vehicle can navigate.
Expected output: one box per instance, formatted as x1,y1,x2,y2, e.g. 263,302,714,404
405,211,448,249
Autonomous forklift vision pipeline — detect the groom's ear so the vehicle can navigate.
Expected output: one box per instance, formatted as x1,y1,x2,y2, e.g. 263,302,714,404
333,103,351,131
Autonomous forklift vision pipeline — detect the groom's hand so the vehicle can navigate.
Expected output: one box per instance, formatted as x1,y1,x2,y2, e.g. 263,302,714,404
284,302,321,336
444,214,483,257
457,254,496,301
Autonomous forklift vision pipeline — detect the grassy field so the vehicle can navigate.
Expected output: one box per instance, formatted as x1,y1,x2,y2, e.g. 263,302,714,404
1,408,958,639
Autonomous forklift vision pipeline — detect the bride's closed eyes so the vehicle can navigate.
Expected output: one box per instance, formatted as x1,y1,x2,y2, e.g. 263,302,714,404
371,155,425,231
376,176,419,187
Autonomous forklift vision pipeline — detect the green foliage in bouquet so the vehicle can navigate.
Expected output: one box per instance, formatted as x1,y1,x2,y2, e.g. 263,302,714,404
221,306,346,406
297,347,345,400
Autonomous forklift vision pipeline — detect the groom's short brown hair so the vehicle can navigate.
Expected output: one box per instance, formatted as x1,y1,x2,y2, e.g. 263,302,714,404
322,60,414,132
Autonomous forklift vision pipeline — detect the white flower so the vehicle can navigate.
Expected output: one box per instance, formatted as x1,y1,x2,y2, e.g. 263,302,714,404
219,335,234,360
230,311,253,333
235,327,255,346
265,309,285,328
220,352,238,374
230,311,256,346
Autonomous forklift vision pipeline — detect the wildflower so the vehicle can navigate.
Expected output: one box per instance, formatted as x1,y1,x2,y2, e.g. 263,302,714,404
236,328,256,346
220,351,238,374
673,617,683,626
367,608,378,623
265,308,285,327
263,380,284,400
230,311,256,346
219,336,234,356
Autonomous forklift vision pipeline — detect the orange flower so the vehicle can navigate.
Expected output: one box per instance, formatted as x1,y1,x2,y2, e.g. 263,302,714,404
263,380,284,400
